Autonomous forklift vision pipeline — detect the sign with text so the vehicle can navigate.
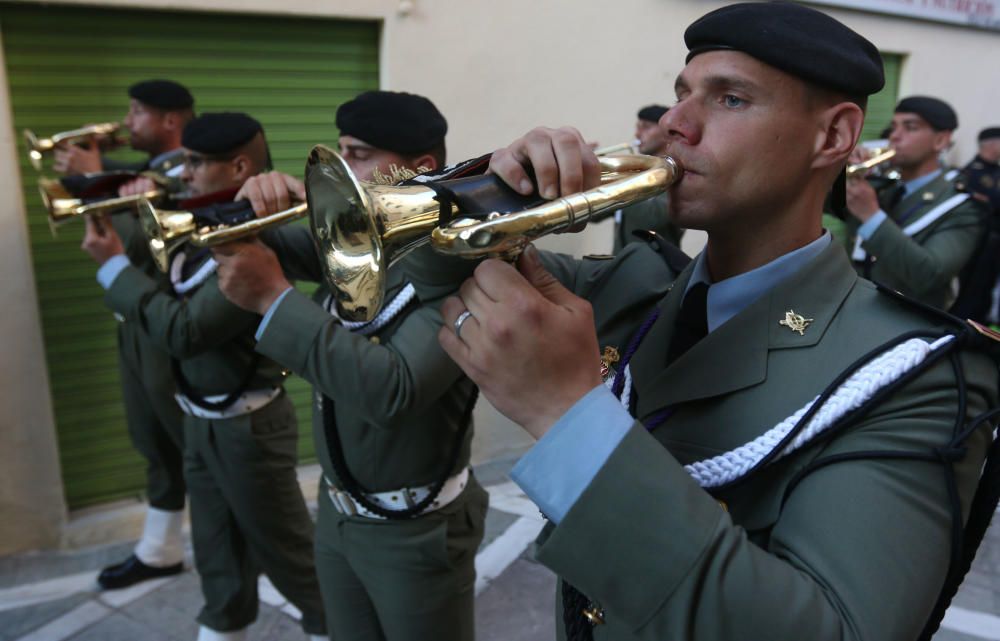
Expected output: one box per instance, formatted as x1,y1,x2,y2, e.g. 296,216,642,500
806,0,1000,31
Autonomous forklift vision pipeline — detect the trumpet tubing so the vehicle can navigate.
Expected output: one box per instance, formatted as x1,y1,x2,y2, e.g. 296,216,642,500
847,147,896,177
431,155,680,258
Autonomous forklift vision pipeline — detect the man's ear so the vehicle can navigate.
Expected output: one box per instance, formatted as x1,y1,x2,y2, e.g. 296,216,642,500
933,130,953,154
408,153,438,173
231,154,254,183
813,102,865,171
162,111,182,134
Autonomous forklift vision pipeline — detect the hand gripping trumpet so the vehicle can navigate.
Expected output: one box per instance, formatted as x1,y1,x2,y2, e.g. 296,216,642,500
24,122,126,171
303,144,682,322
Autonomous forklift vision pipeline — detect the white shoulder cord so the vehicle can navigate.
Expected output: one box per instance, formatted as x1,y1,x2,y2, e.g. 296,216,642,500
170,252,218,295
684,335,955,488
324,283,417,336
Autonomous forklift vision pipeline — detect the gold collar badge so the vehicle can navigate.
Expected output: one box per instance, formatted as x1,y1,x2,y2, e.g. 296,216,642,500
779,310,813,336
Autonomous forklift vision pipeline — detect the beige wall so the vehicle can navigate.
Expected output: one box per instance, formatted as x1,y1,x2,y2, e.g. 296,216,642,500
0,34,67,555
2,0,998,551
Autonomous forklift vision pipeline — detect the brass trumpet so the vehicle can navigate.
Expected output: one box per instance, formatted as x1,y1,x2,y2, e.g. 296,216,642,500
139,199,308,273
40,177,164,226
846,147,896,178
304,145,682,321
24,122,126,171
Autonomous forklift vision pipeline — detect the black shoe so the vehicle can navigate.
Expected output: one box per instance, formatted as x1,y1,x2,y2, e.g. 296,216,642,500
97,554,183,590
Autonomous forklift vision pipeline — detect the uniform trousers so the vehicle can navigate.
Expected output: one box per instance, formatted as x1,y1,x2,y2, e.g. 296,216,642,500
117,321,186,510
315,476,488,641
183,392,326,635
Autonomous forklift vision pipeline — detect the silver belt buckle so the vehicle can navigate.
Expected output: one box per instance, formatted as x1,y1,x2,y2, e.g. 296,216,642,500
330,489,357,516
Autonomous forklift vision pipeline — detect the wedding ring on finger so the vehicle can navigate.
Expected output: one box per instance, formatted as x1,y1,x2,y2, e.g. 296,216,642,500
454,310,474,340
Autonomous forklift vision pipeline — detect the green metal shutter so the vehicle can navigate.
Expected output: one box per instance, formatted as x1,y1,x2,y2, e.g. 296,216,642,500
862,52,902,141
1,3,379,508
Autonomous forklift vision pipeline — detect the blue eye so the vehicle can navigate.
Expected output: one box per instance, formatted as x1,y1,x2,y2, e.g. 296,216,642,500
724,95,745,108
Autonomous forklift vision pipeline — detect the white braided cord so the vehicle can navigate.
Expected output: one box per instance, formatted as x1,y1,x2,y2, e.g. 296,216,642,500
325,283,417,336
680,335,955,488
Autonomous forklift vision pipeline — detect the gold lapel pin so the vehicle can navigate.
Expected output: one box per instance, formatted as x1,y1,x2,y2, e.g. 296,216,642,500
779,310,813,336
922,191,935,201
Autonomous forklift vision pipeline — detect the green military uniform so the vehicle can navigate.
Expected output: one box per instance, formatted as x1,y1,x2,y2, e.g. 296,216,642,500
958,154,1000,216
951,154,1000,322
534,239,997,640
848,170,987,309
592,193,684,252
108,147,189,521
259,227,486,641
103,246,326,635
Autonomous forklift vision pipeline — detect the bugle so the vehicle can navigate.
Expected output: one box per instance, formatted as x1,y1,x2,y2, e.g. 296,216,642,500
40,177,164,225
139,199,308,273
304,145,682,322
24,122,126,171
846,147,896,178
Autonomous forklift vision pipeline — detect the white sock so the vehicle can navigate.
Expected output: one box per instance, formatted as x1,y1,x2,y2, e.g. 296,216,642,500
196,625,248,641
134,506,184,567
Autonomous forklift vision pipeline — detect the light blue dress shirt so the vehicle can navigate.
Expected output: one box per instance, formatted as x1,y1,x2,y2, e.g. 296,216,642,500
96,254,130,290
255,286,295,341
511,232,832,523
857,169,942,240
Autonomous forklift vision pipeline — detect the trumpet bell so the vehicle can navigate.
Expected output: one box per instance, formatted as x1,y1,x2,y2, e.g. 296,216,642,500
305,145,444,322
138,200,196,273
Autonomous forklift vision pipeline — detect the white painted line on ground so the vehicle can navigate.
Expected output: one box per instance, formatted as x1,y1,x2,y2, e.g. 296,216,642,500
0,572,96,612
15,601,110,641
257,575,287,608
474,516,546,596
486,481,545,521
97,574,177,608
940,605,1000,640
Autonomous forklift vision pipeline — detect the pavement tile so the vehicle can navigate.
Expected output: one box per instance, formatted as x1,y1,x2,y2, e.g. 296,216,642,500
0,594,91,641
66,611,167,641
0,543,133,590
17,601,110,641
475,552,556,641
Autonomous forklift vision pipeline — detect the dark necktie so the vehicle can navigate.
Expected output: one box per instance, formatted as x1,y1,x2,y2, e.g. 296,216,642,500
667,281,710,362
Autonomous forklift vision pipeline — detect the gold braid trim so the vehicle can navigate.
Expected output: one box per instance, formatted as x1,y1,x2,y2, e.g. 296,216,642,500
369,164,432,186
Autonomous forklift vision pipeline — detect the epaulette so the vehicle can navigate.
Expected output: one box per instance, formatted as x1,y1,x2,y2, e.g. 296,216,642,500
631,229,692,273
874,281,1000,355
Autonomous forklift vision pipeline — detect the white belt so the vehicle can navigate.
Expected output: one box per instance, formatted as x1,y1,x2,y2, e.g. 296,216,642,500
175,387,281,419
326,467,470,520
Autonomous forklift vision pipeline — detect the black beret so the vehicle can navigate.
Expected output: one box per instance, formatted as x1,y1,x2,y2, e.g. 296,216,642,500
336,91,447,155
895,96,958,131
685,2,884,97
637,105,669,123
182,112,263,155
128,79,194,111
978,127,1000,142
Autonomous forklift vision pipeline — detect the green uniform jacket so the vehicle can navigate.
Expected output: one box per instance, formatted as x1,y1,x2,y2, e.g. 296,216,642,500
259,228,476,491
538,241,997,641
104,252,285,394
849,171,987,308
